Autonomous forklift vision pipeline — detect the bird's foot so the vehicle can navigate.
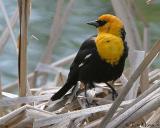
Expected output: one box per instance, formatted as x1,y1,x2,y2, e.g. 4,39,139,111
112,91,118,100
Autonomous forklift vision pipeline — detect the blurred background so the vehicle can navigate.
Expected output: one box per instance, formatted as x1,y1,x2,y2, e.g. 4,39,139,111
0,0,159,86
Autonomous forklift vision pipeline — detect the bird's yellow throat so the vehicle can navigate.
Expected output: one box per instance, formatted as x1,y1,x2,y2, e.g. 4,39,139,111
96,33,124,65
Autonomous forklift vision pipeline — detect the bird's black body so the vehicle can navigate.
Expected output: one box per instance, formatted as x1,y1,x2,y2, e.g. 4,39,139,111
51,34,128,101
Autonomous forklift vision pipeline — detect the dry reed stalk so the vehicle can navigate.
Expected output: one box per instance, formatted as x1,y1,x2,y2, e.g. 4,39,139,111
18,0,31,97
105,81,160,128
111,0,141,64
99,41,160,128
6,110,50,128
84,118,103,128
0,94,52,107
32,52,76,87
35,64,69,76
131,0,149,51
2,111,26,128
1,92,18,98
0,105,55,127
149,69,160,77
149,69,160,83
127,0,142,49
34,0,64,87
53,121,70,128
41,0,64,64
50,53,76,67
0,0,17,52
130,0,151,94
11,117,33,128
26,109,55,119
3,73,33,93
126,50,145,100
143,26,149,52
37,0,75,87
119,74,128,86
140,27,150,92
140,67,149,92
0,75,3,117
0,2,31,96
0,75,2,99
113,80,160,122
3,53,76,93
0,105,27,126
118,93,160,128
60,0,75,26
142,108,160,128
0,7,18,53
33,100,132,127
41,0,75,64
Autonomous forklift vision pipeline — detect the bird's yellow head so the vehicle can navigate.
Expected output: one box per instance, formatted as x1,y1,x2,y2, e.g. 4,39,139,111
87,14,124,37
87,14,125,65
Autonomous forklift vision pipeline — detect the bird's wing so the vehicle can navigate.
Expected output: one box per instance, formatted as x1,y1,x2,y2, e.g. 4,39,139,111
71,36,96,68
67,36,97,82
51,36,97,101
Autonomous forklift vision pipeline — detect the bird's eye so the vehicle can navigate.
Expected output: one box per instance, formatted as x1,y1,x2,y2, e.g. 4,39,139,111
97,20,107,26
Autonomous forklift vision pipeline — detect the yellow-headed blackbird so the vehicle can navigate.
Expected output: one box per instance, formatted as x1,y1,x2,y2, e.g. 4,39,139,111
51,14,128,101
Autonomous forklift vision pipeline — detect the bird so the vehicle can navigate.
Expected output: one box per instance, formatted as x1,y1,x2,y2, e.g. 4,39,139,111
51,14,128,101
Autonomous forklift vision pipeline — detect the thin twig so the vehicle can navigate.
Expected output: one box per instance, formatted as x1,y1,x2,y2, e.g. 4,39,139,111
41,0,75,64
0,94,52,107
111,0,141,65
41,0,64,64
0,0,18,52
38,0,75,86
1,92,18,98
0,105,28,125
0,7,18,53
3,52,76,93
126,50,145,100
0,74,2,116
33,100,132,127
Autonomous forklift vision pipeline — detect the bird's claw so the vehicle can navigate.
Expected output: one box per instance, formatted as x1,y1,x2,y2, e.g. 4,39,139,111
112,91,118,100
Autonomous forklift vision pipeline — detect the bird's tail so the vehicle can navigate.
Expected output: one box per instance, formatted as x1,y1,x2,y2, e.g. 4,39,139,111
51,81,75,101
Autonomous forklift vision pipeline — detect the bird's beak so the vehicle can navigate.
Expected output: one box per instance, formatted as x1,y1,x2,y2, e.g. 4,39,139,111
87,20,99,27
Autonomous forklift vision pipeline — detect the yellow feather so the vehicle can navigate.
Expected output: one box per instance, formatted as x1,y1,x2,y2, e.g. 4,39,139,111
97,14,124,37
96,33,124,65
